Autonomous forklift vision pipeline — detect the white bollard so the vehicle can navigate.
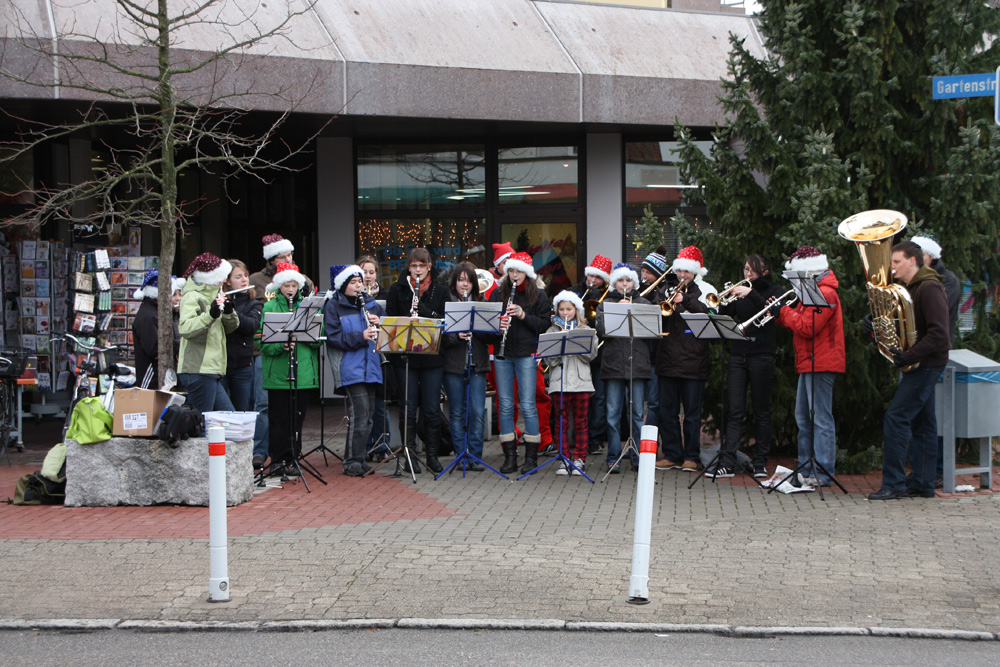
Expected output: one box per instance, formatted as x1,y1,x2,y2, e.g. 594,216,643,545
627,424,658,604
207,426,230,602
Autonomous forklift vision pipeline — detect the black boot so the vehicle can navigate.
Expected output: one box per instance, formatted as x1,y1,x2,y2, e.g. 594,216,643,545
521,443,539,475
425,454,443,474
499,439,518,474
402,451,421,474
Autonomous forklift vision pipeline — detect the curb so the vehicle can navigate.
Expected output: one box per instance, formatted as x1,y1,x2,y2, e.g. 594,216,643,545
0,618,997,639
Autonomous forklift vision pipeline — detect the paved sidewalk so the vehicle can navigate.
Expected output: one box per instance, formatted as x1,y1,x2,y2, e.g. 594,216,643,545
2,434,999,634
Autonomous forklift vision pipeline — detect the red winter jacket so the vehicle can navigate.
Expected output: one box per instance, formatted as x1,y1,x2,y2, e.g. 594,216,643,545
776,270,846,374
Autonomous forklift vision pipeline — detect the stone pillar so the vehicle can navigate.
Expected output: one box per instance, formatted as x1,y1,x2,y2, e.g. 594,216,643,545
585,133,623,262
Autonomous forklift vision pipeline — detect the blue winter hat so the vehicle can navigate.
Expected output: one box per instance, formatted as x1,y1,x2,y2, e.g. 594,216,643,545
330,264,363,292
609,262,639,290
135,269,159,300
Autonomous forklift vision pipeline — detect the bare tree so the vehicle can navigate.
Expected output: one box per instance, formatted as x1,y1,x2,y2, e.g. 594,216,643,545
0,0,331,386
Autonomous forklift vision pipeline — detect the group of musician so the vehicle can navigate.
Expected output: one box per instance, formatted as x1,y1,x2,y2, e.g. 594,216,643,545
217,225,956,496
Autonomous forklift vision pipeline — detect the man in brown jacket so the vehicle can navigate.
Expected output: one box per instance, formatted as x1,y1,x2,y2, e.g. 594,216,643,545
249,233,314,303
868,241,951,500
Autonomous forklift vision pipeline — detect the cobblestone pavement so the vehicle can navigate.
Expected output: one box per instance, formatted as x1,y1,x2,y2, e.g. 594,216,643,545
2,434,999,634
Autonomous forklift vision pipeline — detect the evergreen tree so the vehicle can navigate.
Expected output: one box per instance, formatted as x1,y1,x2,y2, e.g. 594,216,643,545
669,0,1000,465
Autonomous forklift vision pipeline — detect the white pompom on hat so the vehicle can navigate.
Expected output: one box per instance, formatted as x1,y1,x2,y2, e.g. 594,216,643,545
552,290,585,318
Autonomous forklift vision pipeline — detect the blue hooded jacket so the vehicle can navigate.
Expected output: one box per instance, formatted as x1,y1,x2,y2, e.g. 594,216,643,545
323,290,386,392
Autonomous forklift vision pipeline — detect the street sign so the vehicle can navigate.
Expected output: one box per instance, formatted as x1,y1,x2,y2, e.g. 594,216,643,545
995,66,999,126
932,72,997,99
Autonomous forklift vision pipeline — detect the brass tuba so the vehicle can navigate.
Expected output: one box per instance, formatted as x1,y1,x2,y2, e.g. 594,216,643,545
837,209,918,369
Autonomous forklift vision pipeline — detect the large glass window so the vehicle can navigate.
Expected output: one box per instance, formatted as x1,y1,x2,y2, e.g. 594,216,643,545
624,141,710,206
357,217,487,288
497,146,578,204
357,145,486,210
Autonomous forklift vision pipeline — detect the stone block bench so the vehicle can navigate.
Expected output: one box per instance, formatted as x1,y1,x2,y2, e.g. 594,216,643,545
65,437,253,507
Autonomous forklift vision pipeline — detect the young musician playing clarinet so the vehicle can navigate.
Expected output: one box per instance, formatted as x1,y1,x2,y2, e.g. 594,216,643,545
489,251,552,475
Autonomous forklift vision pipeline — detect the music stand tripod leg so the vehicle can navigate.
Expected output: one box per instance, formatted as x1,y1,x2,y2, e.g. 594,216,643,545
366,355,418,482
602,336,641,482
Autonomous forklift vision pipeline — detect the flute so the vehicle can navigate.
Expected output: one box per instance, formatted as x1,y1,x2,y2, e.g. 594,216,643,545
222,285,253,296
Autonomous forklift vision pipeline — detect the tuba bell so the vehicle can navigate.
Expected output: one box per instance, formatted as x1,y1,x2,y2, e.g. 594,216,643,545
837,209,918,369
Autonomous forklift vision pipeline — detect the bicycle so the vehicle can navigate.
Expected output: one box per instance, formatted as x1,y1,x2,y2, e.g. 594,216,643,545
52,333,134,438
0,348,29,466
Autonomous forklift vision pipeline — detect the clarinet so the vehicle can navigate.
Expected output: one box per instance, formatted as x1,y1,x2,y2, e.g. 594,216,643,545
495,278,517,360
360,295,378,354
409,275,419,317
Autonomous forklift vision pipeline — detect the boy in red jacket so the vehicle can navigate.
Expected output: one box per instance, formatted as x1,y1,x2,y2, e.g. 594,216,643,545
773,245,845,487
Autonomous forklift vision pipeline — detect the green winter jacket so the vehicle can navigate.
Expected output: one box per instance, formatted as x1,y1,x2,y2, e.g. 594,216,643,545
177,280,239,376
259,293,321,390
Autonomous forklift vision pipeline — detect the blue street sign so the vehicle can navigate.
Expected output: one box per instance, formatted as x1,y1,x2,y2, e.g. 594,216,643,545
995,66,999,126
932,72,997,99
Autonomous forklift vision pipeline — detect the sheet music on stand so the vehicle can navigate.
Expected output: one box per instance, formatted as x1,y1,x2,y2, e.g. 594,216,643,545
536,328,596,359
783,270,831,308
443,301,502,335
376,316,443,354
679,312,746,341
261,310,324,344
603,302,662,339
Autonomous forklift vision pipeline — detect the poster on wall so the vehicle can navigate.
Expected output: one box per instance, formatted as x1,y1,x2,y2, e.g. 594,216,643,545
501,222,577,294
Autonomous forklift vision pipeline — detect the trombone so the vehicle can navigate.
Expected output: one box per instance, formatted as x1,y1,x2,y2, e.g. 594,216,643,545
583,286,609,327
639,267,675,299
705,278,751,309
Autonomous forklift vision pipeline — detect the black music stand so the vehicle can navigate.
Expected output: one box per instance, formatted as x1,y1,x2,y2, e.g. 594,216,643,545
600,301,662,482
257,296,328,492
312,342,347,467
769,271,848,499
680,312,764,489
437,300,505,479
519,326,598,481
365,316,443,483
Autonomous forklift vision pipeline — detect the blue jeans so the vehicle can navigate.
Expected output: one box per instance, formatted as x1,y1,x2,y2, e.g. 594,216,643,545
344,383,376,468
588,361,607,445
178,373,234,422
644,368,659,427
881,365,944,494
658,376,705,464
795,372,837,484
443,371,487,458
394,365,443,452
606,378,644,467
367,394,391,454
493,355,539,438
222,364,255,412
252,355,269,460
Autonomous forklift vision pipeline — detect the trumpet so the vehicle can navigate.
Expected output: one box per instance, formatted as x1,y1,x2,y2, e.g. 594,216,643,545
705,278,751,309
736,289,796,335
660,282,688,317
583,286,609,327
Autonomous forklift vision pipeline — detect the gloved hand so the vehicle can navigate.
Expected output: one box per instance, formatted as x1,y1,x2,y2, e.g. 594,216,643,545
768,302,784,318
209,301,221,319
862,313,874,339
889,347,906,368
223,298,234,314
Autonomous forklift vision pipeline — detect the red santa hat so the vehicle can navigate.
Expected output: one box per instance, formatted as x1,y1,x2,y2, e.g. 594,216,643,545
492,242,515,267
671,245,708,278
584,254,612,284
262,233,295,261
503,251,536,279
785,245,829,273
182,253,233,286
268,262,306,293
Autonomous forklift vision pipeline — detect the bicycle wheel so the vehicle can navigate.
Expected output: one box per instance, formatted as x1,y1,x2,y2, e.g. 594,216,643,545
0,379,13,463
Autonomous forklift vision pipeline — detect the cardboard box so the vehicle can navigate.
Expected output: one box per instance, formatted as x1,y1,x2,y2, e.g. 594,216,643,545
113,388,184,437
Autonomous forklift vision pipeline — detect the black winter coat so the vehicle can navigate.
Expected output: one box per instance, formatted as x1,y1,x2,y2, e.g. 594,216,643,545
655,280,711,380
226,292,263,372
385,269,448,369
596,290,653,381
132,298,159,386
718,275,784,357
441,292,492,375
487,277,552,358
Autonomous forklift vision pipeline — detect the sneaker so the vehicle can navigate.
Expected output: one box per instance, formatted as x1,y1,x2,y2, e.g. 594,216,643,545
753,465,767,478
589,442,604,455
571,459,585,476
556,462,570,476
252,456,264,469
343,462,366,477
681,460,699,472
706,466,734,478
540,443,558,457
607,462,621,474
655,459,680,470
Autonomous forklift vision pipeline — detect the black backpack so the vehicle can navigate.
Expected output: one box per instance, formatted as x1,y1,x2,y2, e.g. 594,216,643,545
154,404,205,447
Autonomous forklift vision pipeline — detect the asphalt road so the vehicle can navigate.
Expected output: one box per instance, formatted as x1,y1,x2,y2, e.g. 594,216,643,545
2,629,996,666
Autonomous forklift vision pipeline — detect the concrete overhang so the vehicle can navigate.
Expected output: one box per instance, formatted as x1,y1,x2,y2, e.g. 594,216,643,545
1,0,765,128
